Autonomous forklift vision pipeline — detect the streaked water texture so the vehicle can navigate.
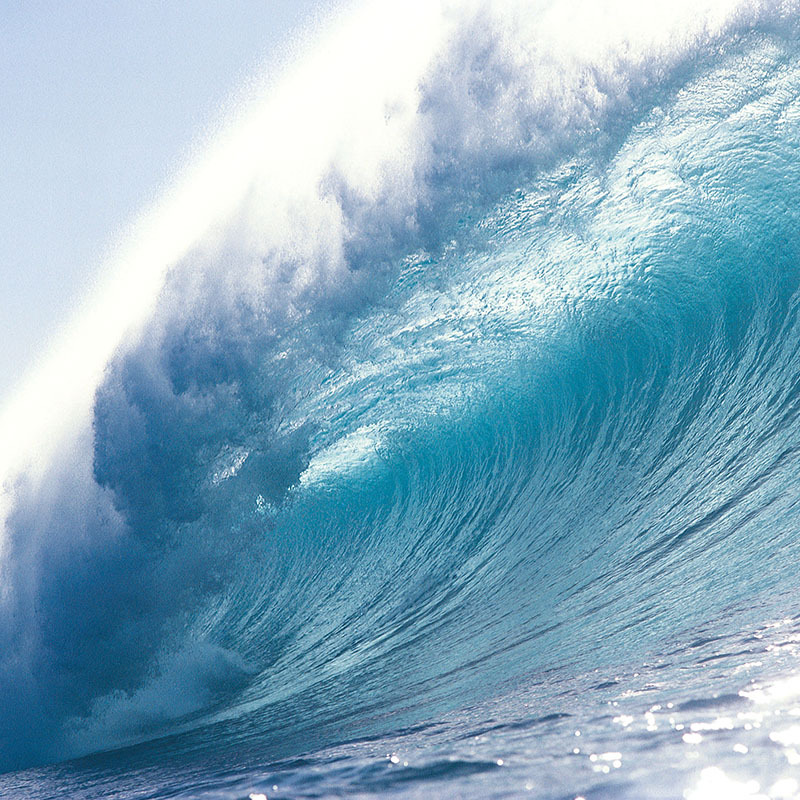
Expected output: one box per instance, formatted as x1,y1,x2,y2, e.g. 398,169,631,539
3,0,800,797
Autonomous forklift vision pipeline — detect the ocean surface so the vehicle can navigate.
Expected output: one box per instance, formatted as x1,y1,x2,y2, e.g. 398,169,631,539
3,0,800,797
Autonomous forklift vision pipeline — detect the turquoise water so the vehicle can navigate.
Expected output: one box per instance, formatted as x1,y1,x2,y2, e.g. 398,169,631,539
3,1,800,797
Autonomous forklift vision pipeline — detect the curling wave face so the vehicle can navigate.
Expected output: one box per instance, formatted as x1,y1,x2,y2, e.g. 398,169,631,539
3,0,800,795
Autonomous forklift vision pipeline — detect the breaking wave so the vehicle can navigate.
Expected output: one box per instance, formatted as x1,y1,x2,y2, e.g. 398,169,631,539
3,1,800,795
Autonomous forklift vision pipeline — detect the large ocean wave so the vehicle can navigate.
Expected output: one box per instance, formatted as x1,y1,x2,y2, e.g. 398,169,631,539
3,0,800,796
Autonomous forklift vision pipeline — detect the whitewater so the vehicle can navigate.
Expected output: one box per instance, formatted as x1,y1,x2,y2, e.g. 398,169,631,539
3,0,800,796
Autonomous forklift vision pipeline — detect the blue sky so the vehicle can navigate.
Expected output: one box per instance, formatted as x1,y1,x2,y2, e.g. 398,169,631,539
0,0,333,404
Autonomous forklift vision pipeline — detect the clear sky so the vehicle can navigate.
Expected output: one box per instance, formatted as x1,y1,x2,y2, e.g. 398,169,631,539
0,0,333,405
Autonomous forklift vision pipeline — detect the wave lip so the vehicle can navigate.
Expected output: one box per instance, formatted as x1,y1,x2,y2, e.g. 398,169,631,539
2,0,800,787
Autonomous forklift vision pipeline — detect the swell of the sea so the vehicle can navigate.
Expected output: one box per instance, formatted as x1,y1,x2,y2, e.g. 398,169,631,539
3,0,800,797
